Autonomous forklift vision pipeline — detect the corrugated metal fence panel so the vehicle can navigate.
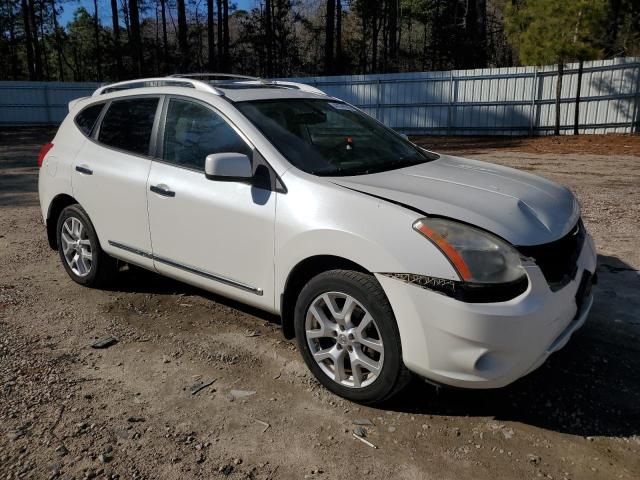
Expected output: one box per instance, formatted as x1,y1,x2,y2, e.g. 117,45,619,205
291,57,640,135
0,81,99,125
1,58,638,135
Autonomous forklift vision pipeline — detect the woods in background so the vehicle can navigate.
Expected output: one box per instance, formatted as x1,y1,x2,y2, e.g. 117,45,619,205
1,0,639,82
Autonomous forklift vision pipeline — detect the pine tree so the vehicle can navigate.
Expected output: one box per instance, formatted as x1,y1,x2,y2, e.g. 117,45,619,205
505,0,608,135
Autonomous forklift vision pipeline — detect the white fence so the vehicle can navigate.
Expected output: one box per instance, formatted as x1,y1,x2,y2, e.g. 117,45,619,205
1,57,639,135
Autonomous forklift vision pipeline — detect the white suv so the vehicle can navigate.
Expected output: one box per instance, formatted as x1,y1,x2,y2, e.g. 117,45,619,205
38,74,597,403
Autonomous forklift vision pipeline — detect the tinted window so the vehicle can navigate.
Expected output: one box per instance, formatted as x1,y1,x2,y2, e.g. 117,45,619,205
75,103,104,136
98,98,159,156
162,98,252,171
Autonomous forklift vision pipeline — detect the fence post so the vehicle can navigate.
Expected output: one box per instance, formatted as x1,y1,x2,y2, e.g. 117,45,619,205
529,68,538,136
375,79,381,120
633,65,640,133
447,70,454,133
43,84,52,124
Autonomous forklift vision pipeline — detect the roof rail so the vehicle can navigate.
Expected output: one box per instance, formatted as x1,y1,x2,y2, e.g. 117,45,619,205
268,81,326,96
92,77,224,96
170,73,264,82
169,73,327,96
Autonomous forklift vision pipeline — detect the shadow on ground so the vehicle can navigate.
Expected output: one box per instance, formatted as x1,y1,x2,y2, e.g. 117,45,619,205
0,127,56,208
107,255,640,439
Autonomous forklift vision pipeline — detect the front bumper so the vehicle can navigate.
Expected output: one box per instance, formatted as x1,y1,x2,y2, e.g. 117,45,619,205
376,234,597,389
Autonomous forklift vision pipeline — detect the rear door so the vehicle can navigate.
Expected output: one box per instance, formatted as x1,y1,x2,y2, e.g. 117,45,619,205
72,96,162,268
146,96,276,310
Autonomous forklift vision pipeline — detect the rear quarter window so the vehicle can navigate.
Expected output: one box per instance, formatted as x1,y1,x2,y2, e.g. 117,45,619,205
74,103,105,137
97,97,159,156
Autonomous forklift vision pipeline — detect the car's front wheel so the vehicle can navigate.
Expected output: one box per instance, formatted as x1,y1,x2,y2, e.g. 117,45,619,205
294,269,411,404
56,204,117,287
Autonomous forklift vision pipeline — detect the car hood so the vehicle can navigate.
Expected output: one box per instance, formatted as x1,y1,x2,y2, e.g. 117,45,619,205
329,154,580,246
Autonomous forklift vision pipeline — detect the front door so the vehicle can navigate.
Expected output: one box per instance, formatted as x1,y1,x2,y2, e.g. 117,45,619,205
146,97,276,310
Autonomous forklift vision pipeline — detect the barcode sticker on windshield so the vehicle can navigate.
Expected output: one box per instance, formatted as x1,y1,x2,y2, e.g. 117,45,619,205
329,102,356,111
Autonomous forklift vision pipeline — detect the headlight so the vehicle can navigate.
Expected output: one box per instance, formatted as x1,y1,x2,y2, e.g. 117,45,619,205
413,218,525,284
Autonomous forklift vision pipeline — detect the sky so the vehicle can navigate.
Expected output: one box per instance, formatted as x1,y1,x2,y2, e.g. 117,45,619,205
58,0,257,27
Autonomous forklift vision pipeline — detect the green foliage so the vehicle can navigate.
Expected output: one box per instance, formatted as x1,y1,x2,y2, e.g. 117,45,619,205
65,7,104,81
505,0,608,64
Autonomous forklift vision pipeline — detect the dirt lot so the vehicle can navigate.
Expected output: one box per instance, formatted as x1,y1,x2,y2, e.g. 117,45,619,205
1,128,639,480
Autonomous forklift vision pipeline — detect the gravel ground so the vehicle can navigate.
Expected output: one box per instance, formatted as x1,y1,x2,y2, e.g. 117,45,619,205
1,128,639,480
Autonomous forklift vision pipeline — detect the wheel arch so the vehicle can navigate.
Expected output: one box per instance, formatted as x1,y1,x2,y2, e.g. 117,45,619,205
46,193,78,250
280,255,368,339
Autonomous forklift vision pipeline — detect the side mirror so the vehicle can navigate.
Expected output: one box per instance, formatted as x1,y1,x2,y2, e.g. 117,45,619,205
399,133,409,140
205,153,252,182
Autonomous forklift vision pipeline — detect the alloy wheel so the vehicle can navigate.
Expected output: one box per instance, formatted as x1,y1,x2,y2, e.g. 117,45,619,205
305,292,384,388
60,216,93,277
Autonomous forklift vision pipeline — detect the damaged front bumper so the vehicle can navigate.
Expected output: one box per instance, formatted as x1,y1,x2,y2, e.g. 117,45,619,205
376,234,597,389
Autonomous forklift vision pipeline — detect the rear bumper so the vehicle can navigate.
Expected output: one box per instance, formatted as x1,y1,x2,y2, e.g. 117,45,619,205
376,234,597,389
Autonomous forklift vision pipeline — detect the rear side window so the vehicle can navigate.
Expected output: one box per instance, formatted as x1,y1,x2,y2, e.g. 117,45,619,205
98,98,159,156
75,103,104,136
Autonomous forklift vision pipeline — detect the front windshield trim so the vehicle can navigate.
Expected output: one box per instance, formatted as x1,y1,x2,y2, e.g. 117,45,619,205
235,98,439,177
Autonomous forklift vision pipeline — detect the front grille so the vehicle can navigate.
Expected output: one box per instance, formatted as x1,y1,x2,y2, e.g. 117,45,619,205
517,219,586,290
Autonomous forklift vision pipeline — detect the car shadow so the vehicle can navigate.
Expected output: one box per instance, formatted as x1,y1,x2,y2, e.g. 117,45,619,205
104,264,282,324
383,254,640,438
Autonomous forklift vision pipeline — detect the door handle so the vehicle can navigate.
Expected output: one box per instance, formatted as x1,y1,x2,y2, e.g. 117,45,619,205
150,184,175,197
75,165,93,175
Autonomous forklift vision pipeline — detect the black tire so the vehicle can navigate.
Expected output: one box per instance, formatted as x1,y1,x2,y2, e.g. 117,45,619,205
56,204,117,288
294,269,411,404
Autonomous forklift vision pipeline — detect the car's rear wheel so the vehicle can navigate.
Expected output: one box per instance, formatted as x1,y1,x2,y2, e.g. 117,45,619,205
294,269,411,404
56,204,117,287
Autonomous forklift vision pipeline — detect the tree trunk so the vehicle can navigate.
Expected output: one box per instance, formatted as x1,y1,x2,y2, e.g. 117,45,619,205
176,0,189,71
51,0,64,80
38,0,50,80
324,0,335,75
27,0,43,79
207,0,215,70
154,3,160,74
21,0,36,80
387,0,398,72
193,5,203,70
422,21,427,70
265,0,273,77
468,0,487,68
121,0,130,41
216,0,223,70
371,3,378,72
574,59,584,135
223,0,229,72
359,2,368,74
397,0,403,70
7,0,19,79
554,61,564,136
129,0,143,74
93,0,103,81
160,0,168,72
605,0,622,56
335,0,342,74
110,0,123,78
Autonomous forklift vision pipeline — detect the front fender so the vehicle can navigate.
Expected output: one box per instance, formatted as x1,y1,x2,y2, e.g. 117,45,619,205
274,173,459,304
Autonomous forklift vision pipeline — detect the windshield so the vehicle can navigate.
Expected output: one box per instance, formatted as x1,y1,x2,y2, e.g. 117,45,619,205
235,99,438,176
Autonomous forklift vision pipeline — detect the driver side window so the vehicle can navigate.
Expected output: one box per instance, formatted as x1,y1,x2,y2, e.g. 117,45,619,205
162,98,252,171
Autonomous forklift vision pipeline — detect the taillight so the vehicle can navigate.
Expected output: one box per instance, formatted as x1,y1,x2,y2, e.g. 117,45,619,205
37,142,54,168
